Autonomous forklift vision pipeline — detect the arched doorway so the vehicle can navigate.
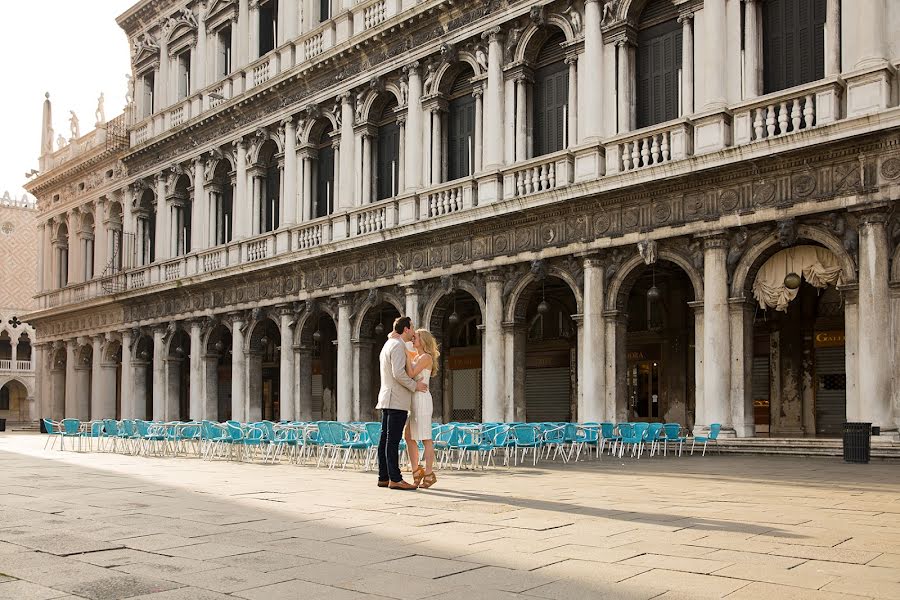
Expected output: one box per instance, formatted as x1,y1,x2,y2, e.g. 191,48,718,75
748,244,847,436
205,323,233,421
357,301,402,422
248,318,280,421
49,346,66,419
0,379,29,424
427,289,483,422
133,335,154,420
299,312,337,420
74,343,93,420
619,260,697,426
103,340,123,419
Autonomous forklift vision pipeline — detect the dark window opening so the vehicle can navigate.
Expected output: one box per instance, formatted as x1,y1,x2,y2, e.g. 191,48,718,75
259,0,278,56
762,0,826,93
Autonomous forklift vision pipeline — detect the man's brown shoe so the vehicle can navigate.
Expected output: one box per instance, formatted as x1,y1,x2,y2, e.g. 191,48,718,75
377,480,389,488
388,480,417,490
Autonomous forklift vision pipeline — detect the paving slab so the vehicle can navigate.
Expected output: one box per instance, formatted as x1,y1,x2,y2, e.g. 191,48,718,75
0,579,71,599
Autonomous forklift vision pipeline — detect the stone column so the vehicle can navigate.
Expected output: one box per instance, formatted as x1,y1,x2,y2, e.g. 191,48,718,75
679,12,695,112
152,327,166,420
297,346,313,420
361,134,373,203
94,201,108,278
431,109,442,185
515,77,528,161
482,27,505,168
165,357,181,420
704,0,727,109
582,0,604,139
282,117,297,225
36,223,45,293
339,93,355,210
482,272,505,422
301,153,313,221
230,313,246,422
850,0,886,69
67,212,80,284
158,36,170,110
743,0,761,98
32,344,44,416
616,41,634,133
503,322,526,422
473,88,483,172
690,302,704,432
700,234,731,432
404,285,421,327
825,0,841,76
566,56,577,148
355,340,375,421
193,157,207,250
581,257,606,422
842,286,859,420
336,296,353,422
234,140,249,239
51,347,66,420
195,9,207,91
604,311,627,422
397,118,406,192
120,330,134,418
279,308,295,421
90,336,104,418
284,0,298,40
65,340,77,418
249,0,260,61
155,174,168,261
404,62,423,191
729,299,755,437
189,320,203,420
856,209,892,430
203,353,219,420
74,341,91,420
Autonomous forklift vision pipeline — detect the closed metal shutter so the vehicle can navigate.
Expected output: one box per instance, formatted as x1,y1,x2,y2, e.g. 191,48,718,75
815,345,845,435
751,356,770,434
526,367,571,422
311,374,323,421
450,368,480,422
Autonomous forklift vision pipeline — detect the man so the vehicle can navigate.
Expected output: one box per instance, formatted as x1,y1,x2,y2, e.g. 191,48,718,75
376,316,428,490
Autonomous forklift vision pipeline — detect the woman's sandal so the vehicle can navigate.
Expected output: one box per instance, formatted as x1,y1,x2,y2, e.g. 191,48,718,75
419,472,437,489
412,466,425,486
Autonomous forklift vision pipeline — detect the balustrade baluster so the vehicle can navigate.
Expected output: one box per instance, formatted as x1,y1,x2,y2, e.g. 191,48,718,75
777,101,789,136
803,94,815,129
790,98,802,132
622,143,632,171
661,131,670,161
650,135,660,164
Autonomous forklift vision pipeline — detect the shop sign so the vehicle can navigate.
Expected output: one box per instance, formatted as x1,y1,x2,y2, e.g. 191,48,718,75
814,330,845,348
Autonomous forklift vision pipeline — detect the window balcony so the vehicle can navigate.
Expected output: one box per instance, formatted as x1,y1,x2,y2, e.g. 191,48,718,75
503,150,574,200
605,119,693,175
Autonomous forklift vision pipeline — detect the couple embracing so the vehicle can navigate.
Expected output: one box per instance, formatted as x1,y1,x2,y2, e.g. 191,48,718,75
376,316,440,491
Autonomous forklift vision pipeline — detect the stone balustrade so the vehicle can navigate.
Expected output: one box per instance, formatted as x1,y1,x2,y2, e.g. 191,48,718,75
163,259,182,281
244,236,271,262
351,199,396,236
503,151,573,199
605,119,693,175
422,179,476,218
733,77,844,146
170,104,186,128
296,219,329,249
199,247,225,273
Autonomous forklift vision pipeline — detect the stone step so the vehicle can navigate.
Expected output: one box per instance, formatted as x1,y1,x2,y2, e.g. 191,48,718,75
711,438,900,460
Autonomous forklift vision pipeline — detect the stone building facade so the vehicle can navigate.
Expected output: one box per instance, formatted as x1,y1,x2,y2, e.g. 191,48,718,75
0,192,38,425
24,0,900,437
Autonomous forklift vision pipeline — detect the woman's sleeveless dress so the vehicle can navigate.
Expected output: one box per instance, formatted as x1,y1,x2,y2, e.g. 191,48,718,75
408,368,433,441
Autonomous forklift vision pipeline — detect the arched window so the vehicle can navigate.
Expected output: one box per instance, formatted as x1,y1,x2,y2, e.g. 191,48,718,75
375,98,400,201
81,212,95,280
171,175,192,256
762,0,826,93
447,66,476,181
313,122,335,218
257,141,280,233
55,222,69,287
136,189,156,265
533,31,569,157
211,161,233,245
106,202,124,273
636,0,682,129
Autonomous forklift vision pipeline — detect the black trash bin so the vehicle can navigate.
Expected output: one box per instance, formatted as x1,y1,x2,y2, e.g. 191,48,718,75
39,418,47,433
842,422,871,463
0,419,6,432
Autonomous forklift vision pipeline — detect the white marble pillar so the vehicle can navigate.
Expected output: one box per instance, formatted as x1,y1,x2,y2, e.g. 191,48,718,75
279,309,295,420
361,134,373,203
581,257,606,422
482,272,505,422
397,119,406,192
249,0,260,61
64,341,77,418
94,202,108,278
231,314,246,422
430,109,442,185
856,210,892,430
743,0,761,98
825,0,841,76
120,330,134,418
482,27,505,168
582,0,604,139
152,328,166,420
193,157,207,250
566,57,578,148
404,285,420,327
196,10,208,92
515,77,528,161
843,288,859,421
90,336,105,418
158,37,170,110
850,0,886,69
234,140,249,239
616,41,633,133
729,299,755,437
339,93,355,210
284,0,298,40
301,154,313,220
297,346,313,420
680,13,696,112
700,235,731,432
604,311,627,422
74,347,91,421
691,302,704,431
336,296,353,422
282,117,297,225
189,320,203,420
66,212,80,285
404,62,423,191
473,88,484,172
154,174,168,261
704,0,727,109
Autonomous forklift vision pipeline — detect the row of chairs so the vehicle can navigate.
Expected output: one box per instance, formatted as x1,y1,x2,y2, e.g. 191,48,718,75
41,418,722,469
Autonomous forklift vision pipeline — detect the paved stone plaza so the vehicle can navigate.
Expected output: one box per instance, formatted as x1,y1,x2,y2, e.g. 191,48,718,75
0,433,898,600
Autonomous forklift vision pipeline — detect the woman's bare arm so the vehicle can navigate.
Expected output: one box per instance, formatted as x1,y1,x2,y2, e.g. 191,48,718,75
406,354,433,379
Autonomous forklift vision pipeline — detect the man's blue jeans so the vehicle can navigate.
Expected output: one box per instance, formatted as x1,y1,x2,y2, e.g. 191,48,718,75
378,408,408,482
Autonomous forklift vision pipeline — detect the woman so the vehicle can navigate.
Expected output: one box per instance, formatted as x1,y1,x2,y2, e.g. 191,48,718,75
404,329,440,489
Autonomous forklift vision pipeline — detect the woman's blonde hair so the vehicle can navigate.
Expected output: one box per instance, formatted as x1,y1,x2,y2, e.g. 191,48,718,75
416,329,441,376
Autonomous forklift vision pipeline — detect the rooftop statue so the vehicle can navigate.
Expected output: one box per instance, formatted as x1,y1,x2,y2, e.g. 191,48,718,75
95,92,106,126
69,111,80,139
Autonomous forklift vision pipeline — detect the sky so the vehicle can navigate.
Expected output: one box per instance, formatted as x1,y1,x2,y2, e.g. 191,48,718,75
0,0,137,199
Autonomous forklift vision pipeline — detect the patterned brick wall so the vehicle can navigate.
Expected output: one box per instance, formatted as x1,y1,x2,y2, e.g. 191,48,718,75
0,196,38,311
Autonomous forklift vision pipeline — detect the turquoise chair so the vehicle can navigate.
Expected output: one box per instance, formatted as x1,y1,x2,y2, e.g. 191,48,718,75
84,421,106,452
60,418,83,452
573,423,600,461
363,422,383,471
646,423,665,457
618,422,650,458
102,419,120,453
599,422,619,456
510,424,543,466
200,420,231,459
691,423,722,456
663,423,686,456
42,419,61,450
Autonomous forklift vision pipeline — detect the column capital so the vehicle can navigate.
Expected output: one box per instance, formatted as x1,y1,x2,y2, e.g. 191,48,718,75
400,283,420,296
336,294,354,307
480,269,505,284
482,26,504,44
849,202,891,225
403,61,421,76
687,299,704,313
677,11,694,24
226,310,245,326
696,231,729,249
